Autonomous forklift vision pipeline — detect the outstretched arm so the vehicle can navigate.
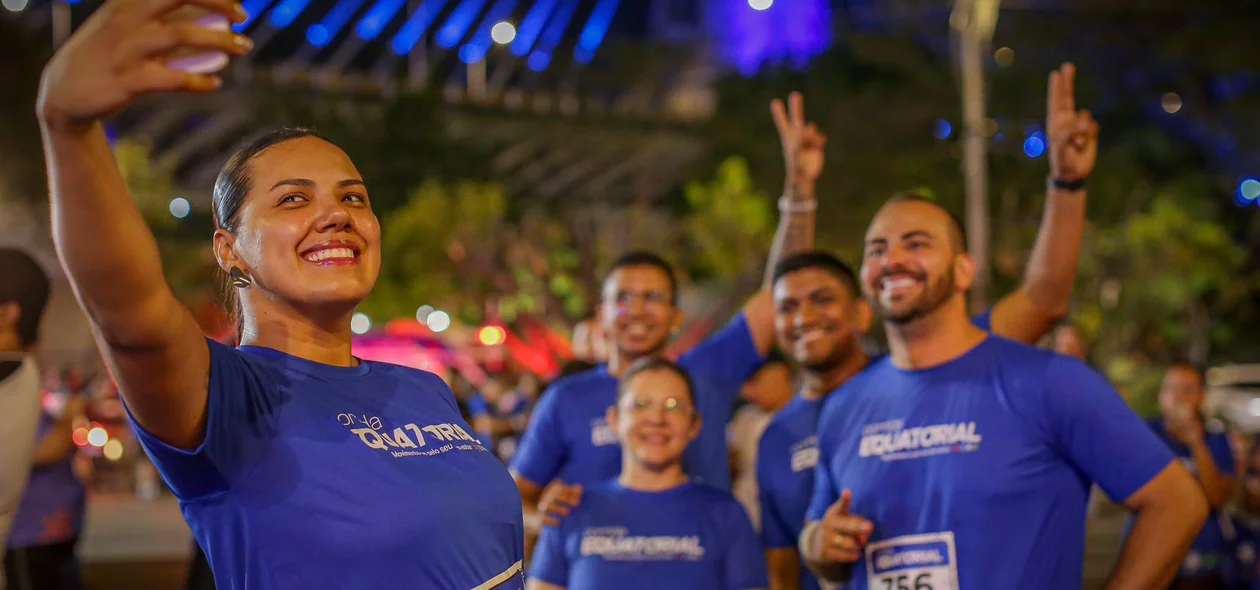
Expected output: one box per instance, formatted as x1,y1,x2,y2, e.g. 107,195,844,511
38,0,252,450
746,93,827,355
989,63,1097,345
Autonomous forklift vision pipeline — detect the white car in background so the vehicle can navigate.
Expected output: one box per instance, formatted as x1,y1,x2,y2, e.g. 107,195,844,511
1206,364,1260,433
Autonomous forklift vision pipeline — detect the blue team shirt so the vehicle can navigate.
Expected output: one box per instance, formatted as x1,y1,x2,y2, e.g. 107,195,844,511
8,412,86,548
510,315,763,490
128,339,525,590
529,480,768,590
467,390,531,458
757,395,825,590
1129,419,1236,577
806,336,1174,590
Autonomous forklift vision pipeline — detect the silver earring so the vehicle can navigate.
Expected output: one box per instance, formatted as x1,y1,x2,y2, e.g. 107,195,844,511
229,267,252,288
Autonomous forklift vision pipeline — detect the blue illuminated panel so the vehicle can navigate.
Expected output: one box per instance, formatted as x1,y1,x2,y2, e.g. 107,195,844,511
526,0,579,71
307,0,369,47
390,0,453,55
270,0,314,28
436,0,492,49
709,0,832,75
356,0,406,41
458,0,521,63
573,0,620,64
510,0,558,57
235,0,277,31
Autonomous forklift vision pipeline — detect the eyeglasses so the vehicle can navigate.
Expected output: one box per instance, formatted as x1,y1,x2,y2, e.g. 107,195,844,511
621,396,693,414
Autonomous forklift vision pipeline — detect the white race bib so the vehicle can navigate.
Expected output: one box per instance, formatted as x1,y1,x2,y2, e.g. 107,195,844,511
865,532,959,590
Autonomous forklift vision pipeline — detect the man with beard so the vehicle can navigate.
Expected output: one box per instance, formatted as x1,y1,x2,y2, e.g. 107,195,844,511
799,64,1209,590
510,93,826,530
758,62,1092,590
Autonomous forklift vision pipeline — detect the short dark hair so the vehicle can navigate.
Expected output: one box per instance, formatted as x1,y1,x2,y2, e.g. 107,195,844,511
772,251,860,297
211,127,334,337
1169,361,1206,386
617,356,696,407
885,192,968,254
0,248,50,347
602,250,679,305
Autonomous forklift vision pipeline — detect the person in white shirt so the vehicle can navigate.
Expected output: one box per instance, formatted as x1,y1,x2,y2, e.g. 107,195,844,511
0,248,51,590
729,353,795,531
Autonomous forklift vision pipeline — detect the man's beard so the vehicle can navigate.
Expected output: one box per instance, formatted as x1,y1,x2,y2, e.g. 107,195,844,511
880,269,956,325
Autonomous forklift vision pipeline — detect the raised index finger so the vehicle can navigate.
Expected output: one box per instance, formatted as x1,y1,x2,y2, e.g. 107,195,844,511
1059,63,1076,112
830,489,852,516
789,92,805,130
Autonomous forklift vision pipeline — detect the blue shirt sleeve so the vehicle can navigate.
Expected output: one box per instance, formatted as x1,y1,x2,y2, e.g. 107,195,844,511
723,499,771,589
508,382,568,486
1040,356,1176,503
756,428,795,549
126,338,280,500
528,523,570,586
465,394,490,418
679,313,765,404
1207,432,1236,477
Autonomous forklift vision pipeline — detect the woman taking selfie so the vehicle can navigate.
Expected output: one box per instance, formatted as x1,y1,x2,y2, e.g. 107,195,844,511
36,1,523,587
527,358,767,590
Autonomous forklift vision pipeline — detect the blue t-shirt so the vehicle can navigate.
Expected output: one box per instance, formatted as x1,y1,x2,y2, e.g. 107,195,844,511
128,339,526,589
1128,419,1236,577
757,395,824,590
806,337,1174,590
8,412,86,548
467,390,530,459
1224,514,1260,589
529,480,768,590
510,315,763,490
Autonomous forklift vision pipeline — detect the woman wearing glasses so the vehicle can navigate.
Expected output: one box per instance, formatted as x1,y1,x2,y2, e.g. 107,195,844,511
527,357,767,590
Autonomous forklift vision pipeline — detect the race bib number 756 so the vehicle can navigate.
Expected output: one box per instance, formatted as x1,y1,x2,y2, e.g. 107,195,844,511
865,532,959,590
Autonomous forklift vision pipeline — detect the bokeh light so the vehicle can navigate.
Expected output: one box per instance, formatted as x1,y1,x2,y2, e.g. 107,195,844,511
491,21,516,45
351,312,372,335
427,311,452,333
87,427,108,448
169,198,191,219
103,439,124,461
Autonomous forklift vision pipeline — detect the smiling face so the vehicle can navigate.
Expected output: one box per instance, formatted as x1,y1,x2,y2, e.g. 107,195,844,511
599,265,681,359
774,267,870,373
859,199,973,326
213,136,381,317
609,367,700,472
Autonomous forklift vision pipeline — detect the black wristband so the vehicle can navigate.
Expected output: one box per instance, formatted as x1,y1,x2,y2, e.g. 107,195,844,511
1050,176,1087,192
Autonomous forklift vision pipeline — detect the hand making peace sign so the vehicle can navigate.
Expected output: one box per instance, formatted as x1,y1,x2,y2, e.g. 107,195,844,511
771,92,827,195
1047,63,1099,183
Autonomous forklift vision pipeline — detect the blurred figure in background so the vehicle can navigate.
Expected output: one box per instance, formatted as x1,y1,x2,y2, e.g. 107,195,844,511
1222,444,1260,590
1131,363,1236,589
571,316,607,365
468,374,531,462
556,316,606,380
729,353,795,531
0,248,52,589
4,391,87,590
1052,321,1088,362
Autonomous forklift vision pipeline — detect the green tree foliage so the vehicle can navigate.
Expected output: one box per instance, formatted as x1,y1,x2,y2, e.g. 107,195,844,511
682,157,773,282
